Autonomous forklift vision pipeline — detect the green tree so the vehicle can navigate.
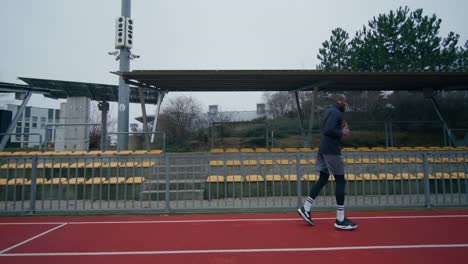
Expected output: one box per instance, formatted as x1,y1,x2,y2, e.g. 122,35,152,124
316,28,351,70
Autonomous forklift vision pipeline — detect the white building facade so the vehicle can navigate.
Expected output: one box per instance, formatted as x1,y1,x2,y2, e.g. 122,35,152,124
6,104,60,148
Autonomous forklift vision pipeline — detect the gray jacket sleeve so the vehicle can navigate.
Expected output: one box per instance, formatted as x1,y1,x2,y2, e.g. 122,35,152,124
323,110,342,138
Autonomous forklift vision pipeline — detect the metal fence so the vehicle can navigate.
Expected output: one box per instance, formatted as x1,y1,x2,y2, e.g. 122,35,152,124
0,150,467,215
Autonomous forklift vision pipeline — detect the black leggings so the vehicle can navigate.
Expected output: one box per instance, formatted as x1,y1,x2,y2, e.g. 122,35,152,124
308,170,345,206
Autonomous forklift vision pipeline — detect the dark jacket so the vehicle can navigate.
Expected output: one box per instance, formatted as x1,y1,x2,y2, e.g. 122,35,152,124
318,104,343,155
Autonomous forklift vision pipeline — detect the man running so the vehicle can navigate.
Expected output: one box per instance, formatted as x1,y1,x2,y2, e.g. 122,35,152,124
297,94,358,230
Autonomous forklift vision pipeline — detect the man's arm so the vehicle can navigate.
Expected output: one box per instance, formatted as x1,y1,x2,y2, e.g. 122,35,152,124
323,110,343,138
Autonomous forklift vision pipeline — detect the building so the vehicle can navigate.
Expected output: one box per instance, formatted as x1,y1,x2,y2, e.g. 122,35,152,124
207,103,268,122
5,104,60,148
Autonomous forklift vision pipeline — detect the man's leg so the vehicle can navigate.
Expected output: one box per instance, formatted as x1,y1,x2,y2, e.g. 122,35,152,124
298,153,329,225
334,174,358,230
334,174,346,221
304,170,330,211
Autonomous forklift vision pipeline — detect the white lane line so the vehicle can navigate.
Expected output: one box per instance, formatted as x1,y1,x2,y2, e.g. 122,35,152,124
0,214,467,225
1,243,468,257
0,223,67,254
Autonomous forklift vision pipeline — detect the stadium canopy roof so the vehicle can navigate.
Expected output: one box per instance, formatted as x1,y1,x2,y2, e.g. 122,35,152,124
0,77,161,104
116,70,468,92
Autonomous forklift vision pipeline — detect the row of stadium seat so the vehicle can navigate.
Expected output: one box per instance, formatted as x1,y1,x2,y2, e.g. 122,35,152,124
0,150,163,157
210,146,468,153
0,161,157,170
0,176,146,185
206,172,467,183
209,157,468,166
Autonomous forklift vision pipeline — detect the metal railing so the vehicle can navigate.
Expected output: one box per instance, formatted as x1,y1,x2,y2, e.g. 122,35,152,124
0,133,44,150
0,150,466,215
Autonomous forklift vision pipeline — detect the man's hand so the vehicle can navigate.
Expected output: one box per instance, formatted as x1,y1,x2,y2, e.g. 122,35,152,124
342,121,350,137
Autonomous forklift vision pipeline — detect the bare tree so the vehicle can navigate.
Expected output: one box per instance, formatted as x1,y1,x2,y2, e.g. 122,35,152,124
262,92,294,118
159,95,205,139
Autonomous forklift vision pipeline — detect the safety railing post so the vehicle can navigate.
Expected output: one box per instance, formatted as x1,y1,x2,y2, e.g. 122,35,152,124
422,153,431,208
29,156,38,214
165,154,171,213
296,153,302,208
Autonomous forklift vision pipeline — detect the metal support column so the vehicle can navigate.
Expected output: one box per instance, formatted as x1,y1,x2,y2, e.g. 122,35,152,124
306,87,318,148
117,0,131,150
138,87,150,149
0,91,32,151
428,94,457,146
98,101,109,150
151,91,165,143
293,91,307,147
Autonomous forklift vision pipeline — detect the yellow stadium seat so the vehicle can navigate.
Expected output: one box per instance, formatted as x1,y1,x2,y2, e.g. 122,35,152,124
102,150,118,155
207,175,224,183
396,173,417,179
345,174,358,181
226,160,241,166
132,150,148,155
67,177,86,184
378,158,393,164
7,178,30,185
0,178,7,185
270,148,284,153
344,158,361,164
285,148,299,153
392,158,408,163
356,147,372,151
414,173,425,179
1,163,19,169
108,177,126,184
259,160,274,165
52,163,69,169
140,161,156,167
360,173,378,180
451,172,466,179
302,174,318,181
309,159,316,164
86,178,106,184
210,148,224,154
275,159,291,165
116,151,133,155
225,148,239,153
407,157,423,163
371,147,388,152
44,178,66,184
0,152,14,157
147,150,163,155
244,175,264,182
299,148,313,152
240,148,255,153
283,174,297,181
361,158,378,164
242,160,258,166
16,163,33,169
255,148,269,153
126,176,146,184
429,172,451,179
209,160,224,166
71,151,87,156
226,175,243,182
343,147,357,152
87,150,103,155
265,174,282,181
378,173,394,180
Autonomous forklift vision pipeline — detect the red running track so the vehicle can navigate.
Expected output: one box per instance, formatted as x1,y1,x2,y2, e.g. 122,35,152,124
0,210,467,264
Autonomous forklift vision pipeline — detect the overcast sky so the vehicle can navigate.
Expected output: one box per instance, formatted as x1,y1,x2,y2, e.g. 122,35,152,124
1,0,467,123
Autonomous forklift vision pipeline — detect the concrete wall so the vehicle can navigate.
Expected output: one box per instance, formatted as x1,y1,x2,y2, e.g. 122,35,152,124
55,97,90,151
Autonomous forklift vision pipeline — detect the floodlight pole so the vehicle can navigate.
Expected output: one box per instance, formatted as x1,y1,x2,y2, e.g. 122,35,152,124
117,0,131,150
